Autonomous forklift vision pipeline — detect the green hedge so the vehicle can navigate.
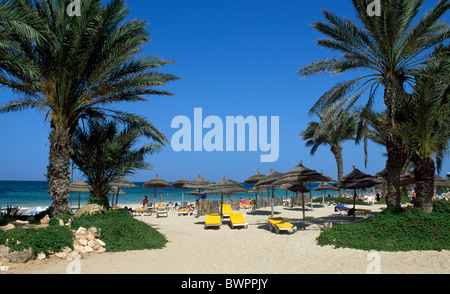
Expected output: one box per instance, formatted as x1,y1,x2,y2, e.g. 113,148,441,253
317,200,450,251
0,209,168,256
70,209,168,252
0,226,73,256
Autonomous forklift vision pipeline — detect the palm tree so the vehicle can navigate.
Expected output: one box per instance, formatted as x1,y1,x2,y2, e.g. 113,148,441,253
298,0,450,208
395,54,450,213
71,119,161,209
300,110,357,195
0,0,179,215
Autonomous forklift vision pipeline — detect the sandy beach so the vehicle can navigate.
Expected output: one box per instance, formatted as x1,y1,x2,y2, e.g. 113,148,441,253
4,202,449,275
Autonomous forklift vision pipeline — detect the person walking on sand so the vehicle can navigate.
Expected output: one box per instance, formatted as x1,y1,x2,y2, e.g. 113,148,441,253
141,195,149,208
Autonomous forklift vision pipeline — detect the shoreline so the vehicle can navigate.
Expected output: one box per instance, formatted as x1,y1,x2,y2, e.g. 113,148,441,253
4,203,449,274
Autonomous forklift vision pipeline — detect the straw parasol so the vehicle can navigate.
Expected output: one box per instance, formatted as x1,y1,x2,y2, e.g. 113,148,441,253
255,169,284,216
172,178,189,207
109,176,138,206
244,168,266,184
202,177,247,220
274,161,334,229
143,175,172,207
244,169,267,199
434,175,450,188
315,182,339,207
334,166,381,220
68,179,92,209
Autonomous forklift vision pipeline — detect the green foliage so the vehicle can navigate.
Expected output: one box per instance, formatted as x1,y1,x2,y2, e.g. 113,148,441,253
317,201,450,251
0,226,73,257
0,209,167,257
70,209,168,252
313,197,371,206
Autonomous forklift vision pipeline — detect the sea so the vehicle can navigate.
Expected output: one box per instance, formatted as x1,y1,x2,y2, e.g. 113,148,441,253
0,180,339,210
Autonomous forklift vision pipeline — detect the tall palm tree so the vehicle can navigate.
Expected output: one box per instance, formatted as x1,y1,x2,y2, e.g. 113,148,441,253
298,0,450,208
0,0,179,215
395,54,450,213
71,119,161,209
300,110,357,195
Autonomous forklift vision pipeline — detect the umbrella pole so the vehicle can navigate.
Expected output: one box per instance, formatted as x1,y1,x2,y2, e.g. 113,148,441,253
220,194,224,222
301,183,306,230
78,192,81,209
181,188,184,208
153,187,156,208
115,187,121,206
353,188,356,221
271,185,275,217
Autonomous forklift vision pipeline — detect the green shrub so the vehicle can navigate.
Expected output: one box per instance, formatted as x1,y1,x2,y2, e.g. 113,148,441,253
0,209,167,257
0,226,73,256
317,201,450,251
70,209,168,252
313,197,371,206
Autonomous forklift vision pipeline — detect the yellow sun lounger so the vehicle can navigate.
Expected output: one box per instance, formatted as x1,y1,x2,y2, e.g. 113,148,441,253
221,204,234,218
132,207,152,216
229,213,248,229
268,217,297,234
204,214,222,229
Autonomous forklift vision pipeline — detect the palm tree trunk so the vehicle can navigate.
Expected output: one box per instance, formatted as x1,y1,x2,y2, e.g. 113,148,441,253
331,144,344,197
384,84,403,209
414,157,435,214
46,126,71,216
385,137,403,208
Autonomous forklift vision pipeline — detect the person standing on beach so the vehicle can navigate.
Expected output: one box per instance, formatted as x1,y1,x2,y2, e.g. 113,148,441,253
141,195,149,208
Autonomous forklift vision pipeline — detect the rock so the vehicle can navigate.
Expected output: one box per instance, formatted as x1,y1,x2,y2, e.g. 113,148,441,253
0,266,10,272
37,253,46,260
75,204,104,217
88,227,101,238
75,227,87,235
96,239,106,247
84,246,94,253
97,247,106,253
12,220,29,227
7,247,35,263
40,215,50,225
323,222,333,230
78,239,88,246
86,232,95,241
2,224,15,230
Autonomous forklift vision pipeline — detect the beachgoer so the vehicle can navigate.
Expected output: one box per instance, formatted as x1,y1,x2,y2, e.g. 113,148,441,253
141,195,149,207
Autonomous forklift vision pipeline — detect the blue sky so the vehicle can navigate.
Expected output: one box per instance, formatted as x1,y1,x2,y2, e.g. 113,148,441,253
0,0,449,182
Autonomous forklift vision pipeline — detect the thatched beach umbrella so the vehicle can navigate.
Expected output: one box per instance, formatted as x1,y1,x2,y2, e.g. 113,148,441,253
68,179,92,209
172,178,188,207
109,176,138,206
143,175,172,207
334,166,381,220
315,182,339,207
434,175,450,188
202,177,247,221
255,169,284,216
274,161,334,229
109,186,126,195
244,168,266,199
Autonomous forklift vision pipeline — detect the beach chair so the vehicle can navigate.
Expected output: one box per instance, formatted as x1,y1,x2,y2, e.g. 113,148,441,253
334,206,371,216
177,208,194,216
204,214,222,229
156,206,168,218
221,204,234,218
229,213,248,229
239,204,253,211
267,217,296,234
132,207,152,216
